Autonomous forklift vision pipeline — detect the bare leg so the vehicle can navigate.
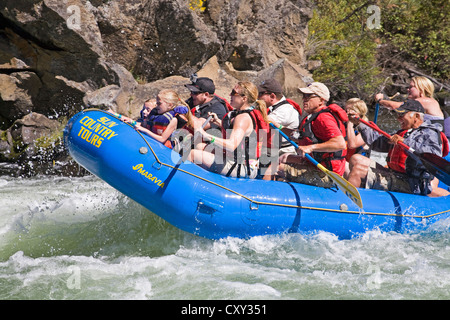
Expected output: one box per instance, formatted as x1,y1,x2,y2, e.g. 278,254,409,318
187,149,216,170
343,161,350,180
428,177,450,197
195,142,208,150
347,154,371,188
262,163,278,180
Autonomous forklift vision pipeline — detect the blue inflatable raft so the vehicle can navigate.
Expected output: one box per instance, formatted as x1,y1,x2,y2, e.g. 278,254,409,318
64,109,450,240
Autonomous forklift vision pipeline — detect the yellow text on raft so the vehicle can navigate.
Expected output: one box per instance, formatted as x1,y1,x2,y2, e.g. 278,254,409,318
77,116,119,148
133,164,165,188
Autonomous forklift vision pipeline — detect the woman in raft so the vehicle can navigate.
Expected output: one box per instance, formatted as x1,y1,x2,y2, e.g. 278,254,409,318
187,81,269,179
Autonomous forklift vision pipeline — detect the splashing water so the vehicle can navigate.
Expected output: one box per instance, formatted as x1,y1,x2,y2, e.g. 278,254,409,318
1,175,449,300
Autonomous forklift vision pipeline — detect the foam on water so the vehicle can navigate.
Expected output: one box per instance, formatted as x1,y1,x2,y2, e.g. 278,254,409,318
1,175,449,299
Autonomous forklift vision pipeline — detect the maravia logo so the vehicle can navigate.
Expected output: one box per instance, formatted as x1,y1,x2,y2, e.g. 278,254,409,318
132,164,165,188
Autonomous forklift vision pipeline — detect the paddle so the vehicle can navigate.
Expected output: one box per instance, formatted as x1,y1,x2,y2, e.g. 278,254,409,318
373,92,400,124
373,102,380,124
270,123,363,208
201,115,213,129
357,117,450,186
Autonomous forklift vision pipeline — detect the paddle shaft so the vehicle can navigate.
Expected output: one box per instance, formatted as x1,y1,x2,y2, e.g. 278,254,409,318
373,103,380,124
269,123,363,208
269,123,319,165
357,117,450,186
202,115,213,129
357,118,418,153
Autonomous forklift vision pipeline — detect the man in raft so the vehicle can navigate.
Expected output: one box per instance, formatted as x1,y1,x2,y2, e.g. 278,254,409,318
347,100,449,196
275,82,348,187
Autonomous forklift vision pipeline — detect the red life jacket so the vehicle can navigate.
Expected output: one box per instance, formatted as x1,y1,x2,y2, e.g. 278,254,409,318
249,108,271,157
388,128,450,173
387,130,409,173
298,104,348,175
442,132,449,157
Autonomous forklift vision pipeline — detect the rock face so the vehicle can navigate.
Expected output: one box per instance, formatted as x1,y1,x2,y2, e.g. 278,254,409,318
0,0,314,174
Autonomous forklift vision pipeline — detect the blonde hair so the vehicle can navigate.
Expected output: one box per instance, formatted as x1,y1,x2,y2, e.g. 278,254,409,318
237,81,269,124
158,89,188,109
157,89,192,126
345,98,368,121
411,76,435,98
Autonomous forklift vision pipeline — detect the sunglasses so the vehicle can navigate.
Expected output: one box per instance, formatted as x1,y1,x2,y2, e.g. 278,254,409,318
302,94,320,101
230,89,245,97
190,91,205,96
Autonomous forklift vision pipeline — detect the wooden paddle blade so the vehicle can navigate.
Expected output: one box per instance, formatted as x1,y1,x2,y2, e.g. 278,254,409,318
317,164,364,209
418,152,450,186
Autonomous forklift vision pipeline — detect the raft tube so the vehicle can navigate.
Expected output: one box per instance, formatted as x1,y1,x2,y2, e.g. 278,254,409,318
438,154,450,191
64,109,450,240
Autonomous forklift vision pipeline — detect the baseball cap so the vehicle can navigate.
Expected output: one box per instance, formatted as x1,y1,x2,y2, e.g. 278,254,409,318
258,79,283,94
185,77,215,94
298,82,330,101
395,99,425,114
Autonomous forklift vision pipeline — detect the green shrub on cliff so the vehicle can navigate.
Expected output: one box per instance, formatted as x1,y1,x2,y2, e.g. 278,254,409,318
308,0,449,102
380,0,449,80
307,0,382,102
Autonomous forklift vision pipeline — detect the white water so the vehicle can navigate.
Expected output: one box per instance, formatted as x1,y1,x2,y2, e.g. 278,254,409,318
1,175,450,300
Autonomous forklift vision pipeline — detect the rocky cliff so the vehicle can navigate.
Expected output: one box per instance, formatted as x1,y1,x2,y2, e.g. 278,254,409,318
0,0,314,175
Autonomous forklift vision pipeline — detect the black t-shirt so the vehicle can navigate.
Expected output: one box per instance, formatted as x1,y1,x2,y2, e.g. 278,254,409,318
187,96,228,130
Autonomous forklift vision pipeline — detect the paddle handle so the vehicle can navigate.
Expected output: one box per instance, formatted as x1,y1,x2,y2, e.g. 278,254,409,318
269,123,320,166
201,115,213,129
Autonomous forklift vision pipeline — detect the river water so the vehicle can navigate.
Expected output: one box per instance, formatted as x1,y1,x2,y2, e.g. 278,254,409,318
1,173,450,300
1,109,450,301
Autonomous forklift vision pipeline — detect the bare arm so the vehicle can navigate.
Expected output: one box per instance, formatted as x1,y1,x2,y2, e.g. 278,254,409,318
297,135,346,156
136,118,178,143
197,113,252,153
346,121,366,149
374,93,402,110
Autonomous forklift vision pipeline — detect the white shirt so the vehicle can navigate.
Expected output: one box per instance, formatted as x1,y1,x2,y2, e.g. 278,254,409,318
268,97,300,153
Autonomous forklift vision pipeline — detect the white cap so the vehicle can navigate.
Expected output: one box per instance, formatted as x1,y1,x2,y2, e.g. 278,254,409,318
298,82,330,101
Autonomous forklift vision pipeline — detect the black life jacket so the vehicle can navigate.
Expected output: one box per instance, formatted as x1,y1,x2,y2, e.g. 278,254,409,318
221,107,270,177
